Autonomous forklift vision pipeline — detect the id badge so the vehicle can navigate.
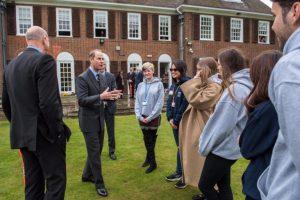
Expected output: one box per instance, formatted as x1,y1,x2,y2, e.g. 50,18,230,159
169,90,174,96
142,101,148,106
171,102,175,107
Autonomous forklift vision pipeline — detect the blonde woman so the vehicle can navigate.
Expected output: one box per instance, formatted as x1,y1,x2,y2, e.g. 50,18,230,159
179,57,222,188
135,62,164,174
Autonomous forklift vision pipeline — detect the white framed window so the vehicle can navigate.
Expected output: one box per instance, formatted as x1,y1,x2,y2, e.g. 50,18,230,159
16,5,33,35
128,13,141,40
57,52,75,94
56,8,72,37
93,10,108,38
231,18,243,42
258,21,270,44
200,15,214,41
159,15,171,41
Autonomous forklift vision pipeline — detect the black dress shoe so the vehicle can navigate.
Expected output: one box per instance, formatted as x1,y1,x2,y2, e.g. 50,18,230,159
82,176,94,183
96,187,108,197
109,153,117,160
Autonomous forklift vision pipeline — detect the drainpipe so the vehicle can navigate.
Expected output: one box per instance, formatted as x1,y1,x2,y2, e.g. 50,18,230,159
176,5,184,60
0,0,6,69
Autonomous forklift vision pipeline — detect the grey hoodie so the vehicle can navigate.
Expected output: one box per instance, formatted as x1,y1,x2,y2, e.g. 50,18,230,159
257,28,300,200
199,68,252,160
135,77,164,122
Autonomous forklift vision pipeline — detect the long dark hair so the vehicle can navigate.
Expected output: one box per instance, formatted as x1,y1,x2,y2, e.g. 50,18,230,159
245,50,282,112
218,47,247,99
171,60,187,82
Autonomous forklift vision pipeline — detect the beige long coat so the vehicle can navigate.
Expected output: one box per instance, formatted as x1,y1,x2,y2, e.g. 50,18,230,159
179,78,222,187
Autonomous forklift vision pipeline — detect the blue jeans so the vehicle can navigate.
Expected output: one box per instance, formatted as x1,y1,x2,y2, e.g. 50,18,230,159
173,129,182,174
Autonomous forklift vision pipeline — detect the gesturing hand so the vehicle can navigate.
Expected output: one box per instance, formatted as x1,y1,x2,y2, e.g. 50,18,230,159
100,88,123,100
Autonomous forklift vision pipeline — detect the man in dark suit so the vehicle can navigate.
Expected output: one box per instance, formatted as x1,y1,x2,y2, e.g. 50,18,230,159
76,49,121,197
2,26,71,200
100,63,117,160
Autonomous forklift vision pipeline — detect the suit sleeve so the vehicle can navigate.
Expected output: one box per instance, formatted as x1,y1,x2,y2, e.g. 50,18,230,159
2,69,11,121
37,54,64,135
76,76,102,107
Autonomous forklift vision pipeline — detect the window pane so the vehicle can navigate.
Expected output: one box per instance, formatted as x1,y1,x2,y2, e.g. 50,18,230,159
200,16,213,40
57,9,71,36
128,14,140,39
159,16,170,40
17,7,32,34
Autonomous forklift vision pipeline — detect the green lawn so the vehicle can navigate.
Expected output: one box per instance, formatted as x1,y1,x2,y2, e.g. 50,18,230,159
0,115,247,200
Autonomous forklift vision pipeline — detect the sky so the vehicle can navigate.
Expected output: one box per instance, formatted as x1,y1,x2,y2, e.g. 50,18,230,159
260,0,272,8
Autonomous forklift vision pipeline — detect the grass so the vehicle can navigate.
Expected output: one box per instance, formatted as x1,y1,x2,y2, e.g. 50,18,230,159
0,115,247,200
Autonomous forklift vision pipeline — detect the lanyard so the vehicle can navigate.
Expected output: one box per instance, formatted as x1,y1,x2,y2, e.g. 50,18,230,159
172,85,180,103
144,83,151,102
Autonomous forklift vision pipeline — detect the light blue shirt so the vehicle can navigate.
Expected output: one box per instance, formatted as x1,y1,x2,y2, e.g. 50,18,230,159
27,45,42,53
89,66,99,80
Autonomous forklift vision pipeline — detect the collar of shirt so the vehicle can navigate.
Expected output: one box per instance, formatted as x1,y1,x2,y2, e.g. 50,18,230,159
89,66,99,80
27,45,42,53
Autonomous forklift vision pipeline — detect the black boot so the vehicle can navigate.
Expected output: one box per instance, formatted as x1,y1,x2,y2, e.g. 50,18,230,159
145,134,157,174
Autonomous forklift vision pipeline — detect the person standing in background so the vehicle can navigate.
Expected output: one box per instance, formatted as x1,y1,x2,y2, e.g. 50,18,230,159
101,63,118,160
116,71,124,98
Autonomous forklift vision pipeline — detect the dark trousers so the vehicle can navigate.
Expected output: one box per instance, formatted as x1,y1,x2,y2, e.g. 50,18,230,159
245,196,257,200
173,128,182,174
142,129,158,166
82,130,105,188
104,108,115,154
198,153,236,200
21,133,66,200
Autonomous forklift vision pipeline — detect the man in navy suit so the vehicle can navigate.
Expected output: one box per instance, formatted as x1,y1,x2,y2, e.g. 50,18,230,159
76,49,122,197
2,26,71,200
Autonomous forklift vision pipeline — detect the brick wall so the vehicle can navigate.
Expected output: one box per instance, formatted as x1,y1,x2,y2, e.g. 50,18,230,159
1,4,278,95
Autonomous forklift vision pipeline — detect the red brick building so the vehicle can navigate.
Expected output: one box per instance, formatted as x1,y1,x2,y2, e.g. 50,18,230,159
1,0,277,95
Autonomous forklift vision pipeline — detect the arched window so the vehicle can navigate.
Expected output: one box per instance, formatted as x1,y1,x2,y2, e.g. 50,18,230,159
158,54,172,88
127,53,142,72
57,52,75,94
102,53,110,72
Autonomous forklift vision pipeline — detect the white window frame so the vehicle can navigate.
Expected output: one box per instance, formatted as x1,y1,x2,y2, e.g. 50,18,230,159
93,10,108,38
258,20,270,44
200,15,214,41
159,15,171,41
16,5,33,36
56,8,72,37
57,52,75,94
230,18,243,42
127,13,141,40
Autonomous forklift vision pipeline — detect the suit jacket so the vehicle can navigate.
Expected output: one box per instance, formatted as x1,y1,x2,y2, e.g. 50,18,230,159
2,48,70,151
103,71,117,114
76,69,107,132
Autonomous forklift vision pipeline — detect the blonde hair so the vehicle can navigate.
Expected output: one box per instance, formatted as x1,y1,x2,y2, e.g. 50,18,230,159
142,62,155,72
